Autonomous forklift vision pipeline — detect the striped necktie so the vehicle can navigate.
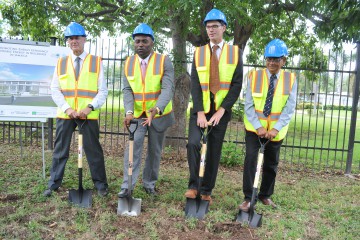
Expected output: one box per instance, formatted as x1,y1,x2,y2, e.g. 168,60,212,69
263,74,277,117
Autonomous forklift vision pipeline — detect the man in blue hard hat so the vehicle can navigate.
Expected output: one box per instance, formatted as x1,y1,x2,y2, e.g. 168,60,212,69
43,22,109,197
239,39,297,211
185,9,243,205
118,23,175,197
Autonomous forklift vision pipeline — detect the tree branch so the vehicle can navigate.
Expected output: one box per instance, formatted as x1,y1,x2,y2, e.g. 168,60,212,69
284,7,302,44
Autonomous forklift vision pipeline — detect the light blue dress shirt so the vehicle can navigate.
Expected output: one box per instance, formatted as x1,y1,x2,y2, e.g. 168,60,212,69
244,68,297,131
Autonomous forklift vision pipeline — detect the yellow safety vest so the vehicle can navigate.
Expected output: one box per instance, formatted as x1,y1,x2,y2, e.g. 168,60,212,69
124,53,173,118
56,54,101,119
195,43,239,113
244,69,296,141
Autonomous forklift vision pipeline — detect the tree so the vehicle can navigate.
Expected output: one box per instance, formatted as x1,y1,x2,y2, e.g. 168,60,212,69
1,0,359,147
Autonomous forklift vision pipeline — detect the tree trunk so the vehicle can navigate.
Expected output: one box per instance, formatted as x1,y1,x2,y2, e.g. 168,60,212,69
233,20,253,52
164,15,191,149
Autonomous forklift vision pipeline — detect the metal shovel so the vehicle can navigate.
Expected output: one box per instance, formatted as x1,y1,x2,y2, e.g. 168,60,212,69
117,120,142,216
236,138,270,227
185,124,213,220
69,119,92,208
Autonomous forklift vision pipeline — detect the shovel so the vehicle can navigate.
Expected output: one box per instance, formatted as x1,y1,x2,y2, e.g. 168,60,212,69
236,137,270,228
69,119,92,208
185,124,213,220
117,120,142,216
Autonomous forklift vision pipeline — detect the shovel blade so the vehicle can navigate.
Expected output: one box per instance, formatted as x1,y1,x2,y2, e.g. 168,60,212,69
117,197,142,216
236,210,262,228
236,210,250,224
68,189,92,208
249,212,262,228
184,198,209,220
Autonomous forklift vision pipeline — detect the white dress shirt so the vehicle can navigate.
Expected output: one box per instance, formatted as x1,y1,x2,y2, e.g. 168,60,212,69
209,40,224,59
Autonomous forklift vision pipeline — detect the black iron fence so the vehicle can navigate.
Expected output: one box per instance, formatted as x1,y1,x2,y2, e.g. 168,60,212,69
1,38,359,174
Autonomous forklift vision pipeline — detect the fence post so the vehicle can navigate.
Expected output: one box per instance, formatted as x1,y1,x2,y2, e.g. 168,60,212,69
47,37,57,150
345,41,360,174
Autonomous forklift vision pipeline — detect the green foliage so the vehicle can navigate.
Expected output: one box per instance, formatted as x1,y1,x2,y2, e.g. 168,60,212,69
299,47,329,82
231,99,244,122
1,0,358,58
296,102,323,110
296,102,354,112
0,19,5,36
220,141,245,167
314,0,360,44
107,90,121,97
323,105,355,111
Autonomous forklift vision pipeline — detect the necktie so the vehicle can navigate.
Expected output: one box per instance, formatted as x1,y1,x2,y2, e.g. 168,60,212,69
263,74,277,117
75,57,81,80
141,60,146,78
209,45,220,94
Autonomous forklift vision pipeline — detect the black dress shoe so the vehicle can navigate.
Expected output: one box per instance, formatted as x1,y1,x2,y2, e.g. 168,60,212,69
118,189,129,198
43,187,59,197
43,189,52,197
97,188,109,197
143,187,158,196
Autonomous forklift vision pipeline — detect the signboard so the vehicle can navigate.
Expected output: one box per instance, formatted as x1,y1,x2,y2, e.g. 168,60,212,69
0,40,70,118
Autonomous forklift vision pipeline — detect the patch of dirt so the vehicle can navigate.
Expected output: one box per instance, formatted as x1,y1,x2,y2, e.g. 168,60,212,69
0,206,16,217
213,222,258,240
0,193,20,202
106,209,256,240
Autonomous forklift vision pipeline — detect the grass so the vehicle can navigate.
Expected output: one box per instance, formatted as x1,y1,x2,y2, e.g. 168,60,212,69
1,143,359,239
283,109,360,171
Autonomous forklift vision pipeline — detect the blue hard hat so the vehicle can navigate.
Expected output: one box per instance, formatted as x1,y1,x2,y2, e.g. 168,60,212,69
203,8,227,26
64,22,86,38
264,39,289,58
132,23,155,41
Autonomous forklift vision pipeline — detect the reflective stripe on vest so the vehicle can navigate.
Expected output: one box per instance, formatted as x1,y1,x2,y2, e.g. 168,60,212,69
252,70,292,96
124,53,173,118
56,54,101,119
126,54,163,78
195,43,239,113
244,69,296,141
59,55,98,75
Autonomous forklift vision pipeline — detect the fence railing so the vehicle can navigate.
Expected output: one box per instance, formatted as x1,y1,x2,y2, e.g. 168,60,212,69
1,38,359,174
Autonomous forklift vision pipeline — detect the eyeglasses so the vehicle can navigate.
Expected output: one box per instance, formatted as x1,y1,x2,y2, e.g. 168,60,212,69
206,24,223,30
266,57,283,63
